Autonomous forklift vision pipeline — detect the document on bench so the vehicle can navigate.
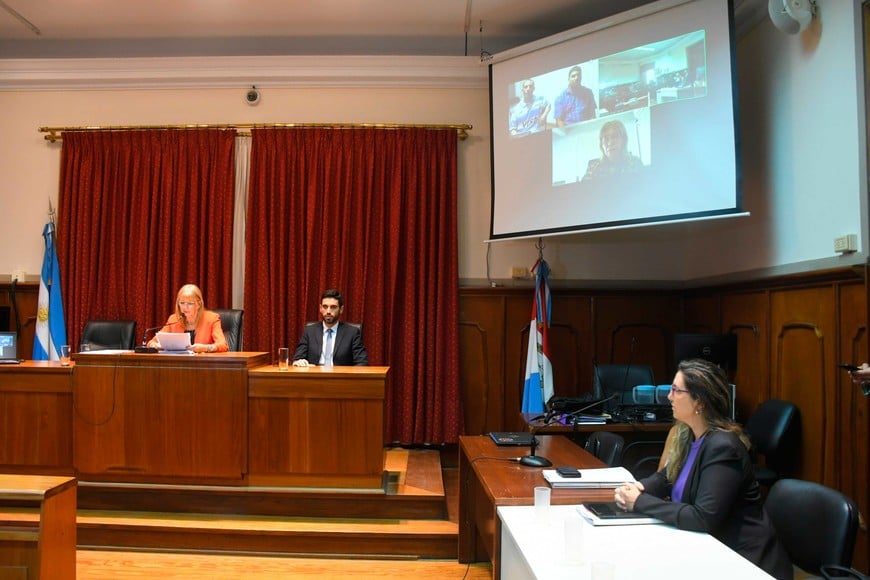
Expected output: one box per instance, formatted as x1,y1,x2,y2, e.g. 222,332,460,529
542,466,636,488
156,332,193,354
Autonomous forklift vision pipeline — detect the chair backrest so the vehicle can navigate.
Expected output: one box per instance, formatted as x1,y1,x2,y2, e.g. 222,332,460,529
743,399,801,473
81,320,137,350
621,439,667,479
766,478,859,574
213,309,243,352
583,431,625,467
592,364,655,405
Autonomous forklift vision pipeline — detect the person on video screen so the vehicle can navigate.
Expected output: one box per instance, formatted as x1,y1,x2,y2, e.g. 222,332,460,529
582,120,645,181
509,79,551,136
554,65,597,127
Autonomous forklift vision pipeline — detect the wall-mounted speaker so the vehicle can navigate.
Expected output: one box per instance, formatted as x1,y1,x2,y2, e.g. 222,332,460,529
768,0,816,35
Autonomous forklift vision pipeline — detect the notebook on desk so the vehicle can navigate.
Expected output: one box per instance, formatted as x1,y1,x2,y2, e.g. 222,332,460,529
0,331,20,364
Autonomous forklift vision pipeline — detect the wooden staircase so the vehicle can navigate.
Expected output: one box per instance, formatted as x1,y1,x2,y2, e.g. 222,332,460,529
5,449,459,560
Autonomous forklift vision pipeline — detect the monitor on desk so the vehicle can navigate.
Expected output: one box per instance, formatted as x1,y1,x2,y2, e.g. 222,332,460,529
673,333,737,374
673,333,737,421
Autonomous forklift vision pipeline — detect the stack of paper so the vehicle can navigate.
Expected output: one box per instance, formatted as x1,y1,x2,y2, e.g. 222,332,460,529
542,466,636,488
156,332,193,354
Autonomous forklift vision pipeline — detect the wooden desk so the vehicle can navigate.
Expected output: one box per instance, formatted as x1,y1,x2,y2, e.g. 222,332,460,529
247,365,389,489
0,474,76,580
73,351,268,484
0,362,73,473
458,435,614,579
499,504,774,579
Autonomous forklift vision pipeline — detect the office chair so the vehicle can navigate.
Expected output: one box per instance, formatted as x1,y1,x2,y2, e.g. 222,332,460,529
766,478,860,577
622,440,666,479
592,364,655,410
80,320,137,350
213,308,244,352
583,431,625,467
743,399,800,486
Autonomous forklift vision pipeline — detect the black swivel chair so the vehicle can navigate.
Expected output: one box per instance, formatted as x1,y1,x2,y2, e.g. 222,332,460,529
766,478,860,577
743,399,801,486
80,320,137,350
213,308,244,352
583,431,625,467
592,363,655,411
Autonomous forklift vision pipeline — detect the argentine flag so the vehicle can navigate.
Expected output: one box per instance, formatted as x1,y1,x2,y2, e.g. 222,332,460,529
33,219,67,361
521,259,553,413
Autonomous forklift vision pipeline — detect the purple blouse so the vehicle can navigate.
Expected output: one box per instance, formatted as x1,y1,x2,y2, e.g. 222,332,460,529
671,434,705,503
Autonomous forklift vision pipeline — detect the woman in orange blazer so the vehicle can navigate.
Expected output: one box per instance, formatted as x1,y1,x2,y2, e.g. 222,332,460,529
147,283,228,353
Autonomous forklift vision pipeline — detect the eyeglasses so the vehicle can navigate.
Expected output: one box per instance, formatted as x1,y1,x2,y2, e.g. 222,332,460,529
670,385,690,396
178,301,197,307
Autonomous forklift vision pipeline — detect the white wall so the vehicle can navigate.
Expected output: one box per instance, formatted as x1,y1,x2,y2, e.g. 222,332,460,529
0,1,865,287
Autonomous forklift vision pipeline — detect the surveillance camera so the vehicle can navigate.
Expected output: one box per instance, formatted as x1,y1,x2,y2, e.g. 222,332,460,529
245,87,260,106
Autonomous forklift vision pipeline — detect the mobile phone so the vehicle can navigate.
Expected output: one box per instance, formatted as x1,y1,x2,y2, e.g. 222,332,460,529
839,363,860,372
555,466,582,478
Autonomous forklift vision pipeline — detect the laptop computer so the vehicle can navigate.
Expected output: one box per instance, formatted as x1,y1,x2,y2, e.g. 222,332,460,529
489,432,537,446
0,331,21,364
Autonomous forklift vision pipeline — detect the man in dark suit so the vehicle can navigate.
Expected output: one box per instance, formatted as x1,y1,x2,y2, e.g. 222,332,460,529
292,289,369,366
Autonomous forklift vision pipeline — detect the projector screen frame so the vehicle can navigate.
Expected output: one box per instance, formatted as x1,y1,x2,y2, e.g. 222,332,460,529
488,0,743,241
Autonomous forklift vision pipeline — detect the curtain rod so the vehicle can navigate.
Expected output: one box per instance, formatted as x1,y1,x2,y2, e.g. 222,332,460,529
38,122,472,143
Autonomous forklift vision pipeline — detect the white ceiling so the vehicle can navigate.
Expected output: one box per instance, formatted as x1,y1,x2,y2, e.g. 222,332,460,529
0,0,768,59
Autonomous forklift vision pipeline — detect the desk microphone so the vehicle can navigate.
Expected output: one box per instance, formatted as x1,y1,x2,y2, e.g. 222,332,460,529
518,426,552,467
134,324,165,353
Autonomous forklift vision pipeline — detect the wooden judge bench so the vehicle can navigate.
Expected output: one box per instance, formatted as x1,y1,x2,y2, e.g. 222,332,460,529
0,353,389,490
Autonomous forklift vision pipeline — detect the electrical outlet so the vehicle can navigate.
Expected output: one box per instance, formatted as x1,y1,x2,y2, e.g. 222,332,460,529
834,234,857,254
11,269,25,282
511,266,528,279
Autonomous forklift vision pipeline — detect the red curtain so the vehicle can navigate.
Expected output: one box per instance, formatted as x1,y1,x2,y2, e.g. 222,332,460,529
245,127,462,444
57,129,236,349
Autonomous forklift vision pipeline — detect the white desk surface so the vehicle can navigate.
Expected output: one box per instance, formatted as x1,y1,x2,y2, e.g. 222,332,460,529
498,504,774,580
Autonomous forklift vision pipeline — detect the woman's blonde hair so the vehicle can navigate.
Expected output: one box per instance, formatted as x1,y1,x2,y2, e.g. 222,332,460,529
174,283,205,328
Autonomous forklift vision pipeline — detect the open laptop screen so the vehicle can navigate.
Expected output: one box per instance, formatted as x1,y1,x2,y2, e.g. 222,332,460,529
0,331,18,362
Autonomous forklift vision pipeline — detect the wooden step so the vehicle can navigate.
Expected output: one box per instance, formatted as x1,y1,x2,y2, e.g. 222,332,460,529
76,448,446,521
76,510,458,558
5,449,458,559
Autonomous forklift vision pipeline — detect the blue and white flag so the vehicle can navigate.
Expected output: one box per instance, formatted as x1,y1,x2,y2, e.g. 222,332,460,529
33,219,67,361
521,259,553,413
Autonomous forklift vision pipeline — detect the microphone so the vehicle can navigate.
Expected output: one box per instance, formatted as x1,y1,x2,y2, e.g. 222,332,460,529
134,324,166,353
518,428,552,467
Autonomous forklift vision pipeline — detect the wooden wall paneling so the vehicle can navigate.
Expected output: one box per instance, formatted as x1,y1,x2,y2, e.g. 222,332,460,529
500,290,593,432
0,282,38,358
720,291,769,422
770,286,837,484
680,293,721,335
458,293,506,435
592,294,680,384
547,294,594,399
837,280,868,573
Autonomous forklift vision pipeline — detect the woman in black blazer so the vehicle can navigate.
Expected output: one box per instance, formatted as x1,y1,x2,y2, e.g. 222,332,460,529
614,359,792,579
